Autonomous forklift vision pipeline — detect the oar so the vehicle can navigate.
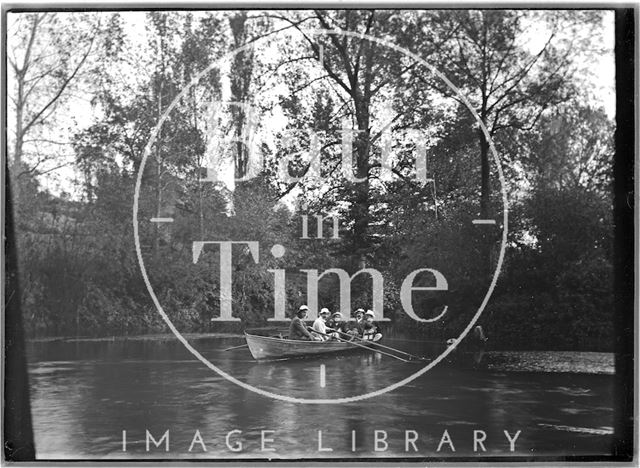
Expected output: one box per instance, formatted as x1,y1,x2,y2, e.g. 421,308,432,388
326,329,427,361
308,328,411,363
331,330,430,361
383,337,445,344
223,343,248,352
350,335,430,362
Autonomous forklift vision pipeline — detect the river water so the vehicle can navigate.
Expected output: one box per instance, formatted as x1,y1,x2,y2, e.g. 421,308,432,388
26,335,616,460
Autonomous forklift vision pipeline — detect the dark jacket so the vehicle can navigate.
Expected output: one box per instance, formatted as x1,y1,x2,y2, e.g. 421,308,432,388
289,316,314,340
349,319,365,336
328,320,348,335
362,321,382,338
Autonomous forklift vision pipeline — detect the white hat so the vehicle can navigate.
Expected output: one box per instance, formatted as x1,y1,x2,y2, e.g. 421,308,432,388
320,307,330,315
299,305,309,311
331,311,342,318
365,310,375,317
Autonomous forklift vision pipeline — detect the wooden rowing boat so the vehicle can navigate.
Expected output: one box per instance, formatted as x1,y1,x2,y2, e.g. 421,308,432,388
245,332,371,360
243,332,487,366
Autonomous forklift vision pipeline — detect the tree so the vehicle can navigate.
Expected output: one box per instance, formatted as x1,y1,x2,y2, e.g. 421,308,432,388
250,10,459,271
527,103,613,193
434,11,604,218
7,12,102,197
8,9,617,348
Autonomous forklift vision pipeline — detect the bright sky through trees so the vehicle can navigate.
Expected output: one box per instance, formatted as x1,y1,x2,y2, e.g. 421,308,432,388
7,10,615,198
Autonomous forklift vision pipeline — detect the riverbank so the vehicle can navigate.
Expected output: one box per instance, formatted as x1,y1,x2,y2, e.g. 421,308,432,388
27,332,245,343
485,351,614,375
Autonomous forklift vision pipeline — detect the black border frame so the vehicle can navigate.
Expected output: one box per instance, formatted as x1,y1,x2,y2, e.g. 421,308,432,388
1,4,636,464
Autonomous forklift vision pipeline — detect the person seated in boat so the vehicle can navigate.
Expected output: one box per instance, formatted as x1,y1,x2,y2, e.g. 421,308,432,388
311,308,332,340
361,310,383,342
347,308,365,338
327,312,349,339
288,305,320,341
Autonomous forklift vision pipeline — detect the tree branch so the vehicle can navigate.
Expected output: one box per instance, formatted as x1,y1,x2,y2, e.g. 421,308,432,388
354,10,375,79
314,11,356,89
22,34,95,135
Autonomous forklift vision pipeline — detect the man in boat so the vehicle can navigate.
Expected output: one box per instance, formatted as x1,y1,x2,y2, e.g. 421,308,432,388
347,308,366,338
362,310,383,342
288,305,319,341
327,311,349,339
311,308,332,340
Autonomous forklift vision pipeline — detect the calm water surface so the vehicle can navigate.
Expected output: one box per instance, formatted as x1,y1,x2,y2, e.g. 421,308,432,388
27,336,615,460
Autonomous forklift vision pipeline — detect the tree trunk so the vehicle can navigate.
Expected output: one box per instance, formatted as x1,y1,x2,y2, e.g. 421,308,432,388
195,102,204,239
229,12,253,183
11,13,39,177
350,41,376,272
153,23,165,257
13,83,24,171
478,127,493,276
12,61,26,203
351,97,370,271
479,128,491,219
13,92,24,202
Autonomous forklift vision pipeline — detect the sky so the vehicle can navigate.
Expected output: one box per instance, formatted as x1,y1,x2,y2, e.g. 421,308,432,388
6,10,617,198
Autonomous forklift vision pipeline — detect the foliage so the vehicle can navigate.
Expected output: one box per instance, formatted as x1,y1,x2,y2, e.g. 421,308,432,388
6,10,616,351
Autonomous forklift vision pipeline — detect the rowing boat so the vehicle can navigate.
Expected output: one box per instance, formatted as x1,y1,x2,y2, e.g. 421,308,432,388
243,332,487,365
245,332,372,360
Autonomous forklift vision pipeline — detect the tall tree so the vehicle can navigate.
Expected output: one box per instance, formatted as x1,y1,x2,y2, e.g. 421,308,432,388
435,10,605,218
229,12,255,181
424,10,605,274
7,12,101,196
263,10,456,271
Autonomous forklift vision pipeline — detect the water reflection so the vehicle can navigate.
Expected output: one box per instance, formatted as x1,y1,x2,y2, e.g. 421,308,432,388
26,337,615,459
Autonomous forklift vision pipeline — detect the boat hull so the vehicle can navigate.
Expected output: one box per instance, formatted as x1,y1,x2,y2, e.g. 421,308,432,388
245,333,366,360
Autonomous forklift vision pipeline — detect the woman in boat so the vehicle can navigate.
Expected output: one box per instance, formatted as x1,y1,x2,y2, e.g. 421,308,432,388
362,310,383,342
288,305,320,341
